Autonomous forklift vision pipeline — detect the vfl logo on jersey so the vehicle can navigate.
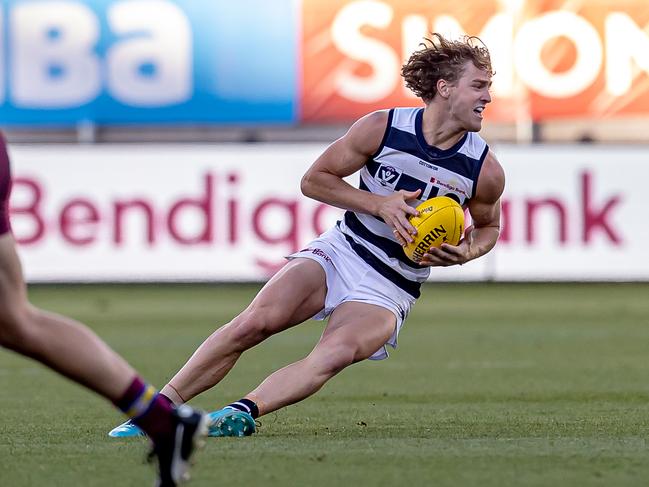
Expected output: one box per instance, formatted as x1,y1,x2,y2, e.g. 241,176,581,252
377,165,401,187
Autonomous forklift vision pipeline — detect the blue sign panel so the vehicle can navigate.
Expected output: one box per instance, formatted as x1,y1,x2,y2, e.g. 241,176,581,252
0,0,297,125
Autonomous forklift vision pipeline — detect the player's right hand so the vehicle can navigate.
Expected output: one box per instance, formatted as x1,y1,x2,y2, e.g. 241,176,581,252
377,189,421,245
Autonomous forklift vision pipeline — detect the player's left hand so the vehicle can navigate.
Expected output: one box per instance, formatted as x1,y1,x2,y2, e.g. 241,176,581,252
419,226,474,267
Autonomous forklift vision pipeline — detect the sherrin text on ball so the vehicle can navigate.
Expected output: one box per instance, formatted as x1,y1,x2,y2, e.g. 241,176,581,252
403,196,465,263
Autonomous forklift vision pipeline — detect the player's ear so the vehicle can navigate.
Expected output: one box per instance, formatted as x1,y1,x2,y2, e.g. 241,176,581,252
437,79,451,99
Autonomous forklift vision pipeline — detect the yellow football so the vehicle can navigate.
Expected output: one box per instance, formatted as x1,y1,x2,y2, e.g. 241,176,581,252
403,196,465,263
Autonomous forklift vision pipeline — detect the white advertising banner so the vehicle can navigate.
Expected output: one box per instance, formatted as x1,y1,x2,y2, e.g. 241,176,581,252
490,145,646,280
7,143,648,282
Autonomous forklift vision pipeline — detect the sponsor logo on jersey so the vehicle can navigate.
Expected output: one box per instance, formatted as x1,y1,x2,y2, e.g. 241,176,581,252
430,177,469,198
301,247,332,263
418,160,437,169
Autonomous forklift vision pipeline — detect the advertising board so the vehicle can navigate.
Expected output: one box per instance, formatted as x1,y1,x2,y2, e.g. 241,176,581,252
8,143,645,282
0,0,296,124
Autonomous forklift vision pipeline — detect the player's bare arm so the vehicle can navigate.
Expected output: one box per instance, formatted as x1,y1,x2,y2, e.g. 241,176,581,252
301,110,421,243
421,150,505,267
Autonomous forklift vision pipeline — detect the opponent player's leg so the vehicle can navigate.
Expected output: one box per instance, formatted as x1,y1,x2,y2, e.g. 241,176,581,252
160,258,327,404
0,233,206,485
0,233,136,398
229,301,396,417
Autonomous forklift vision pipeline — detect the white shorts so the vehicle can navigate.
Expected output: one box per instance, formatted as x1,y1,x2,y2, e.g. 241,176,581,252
288,226,417,360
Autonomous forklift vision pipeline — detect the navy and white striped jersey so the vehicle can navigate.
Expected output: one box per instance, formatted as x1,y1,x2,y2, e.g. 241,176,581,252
338,106,489,299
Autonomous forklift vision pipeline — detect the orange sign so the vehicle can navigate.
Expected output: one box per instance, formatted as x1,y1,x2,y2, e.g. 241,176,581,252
301,0,649,122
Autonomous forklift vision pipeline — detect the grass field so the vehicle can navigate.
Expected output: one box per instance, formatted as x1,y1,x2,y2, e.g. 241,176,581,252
1,283,648,486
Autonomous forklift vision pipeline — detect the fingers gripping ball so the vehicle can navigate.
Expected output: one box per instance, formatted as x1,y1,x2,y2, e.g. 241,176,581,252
403,196,465,263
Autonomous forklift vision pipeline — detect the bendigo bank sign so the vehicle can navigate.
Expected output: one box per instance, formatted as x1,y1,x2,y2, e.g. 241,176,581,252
8,144,646,282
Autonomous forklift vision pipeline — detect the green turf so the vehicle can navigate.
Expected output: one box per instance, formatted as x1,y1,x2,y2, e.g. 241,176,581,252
1,283,648,486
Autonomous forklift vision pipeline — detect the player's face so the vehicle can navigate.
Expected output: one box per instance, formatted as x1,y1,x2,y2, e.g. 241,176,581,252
448,62,492,132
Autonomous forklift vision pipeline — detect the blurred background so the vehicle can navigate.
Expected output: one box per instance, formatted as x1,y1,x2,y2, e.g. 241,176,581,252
2,0,648,282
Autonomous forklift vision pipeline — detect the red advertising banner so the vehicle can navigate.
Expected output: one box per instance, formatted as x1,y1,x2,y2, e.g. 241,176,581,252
301,0,649,122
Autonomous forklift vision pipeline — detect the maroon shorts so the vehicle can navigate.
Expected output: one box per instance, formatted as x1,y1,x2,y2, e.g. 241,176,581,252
0,132,12,235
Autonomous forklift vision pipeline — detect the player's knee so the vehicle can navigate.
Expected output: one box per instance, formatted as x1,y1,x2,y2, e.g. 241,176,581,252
313,341,357,377
226,307,279,349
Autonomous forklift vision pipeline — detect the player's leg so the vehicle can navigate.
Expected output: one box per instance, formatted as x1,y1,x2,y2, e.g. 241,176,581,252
0,233,206,485
110,257,328,439
231,301,396,417
161,258,327,404
0,134,206,485
0,233,137,398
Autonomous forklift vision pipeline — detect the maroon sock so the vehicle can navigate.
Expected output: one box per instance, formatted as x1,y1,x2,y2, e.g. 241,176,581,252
114,376,148,412
114,377,175,443
131,394,175,443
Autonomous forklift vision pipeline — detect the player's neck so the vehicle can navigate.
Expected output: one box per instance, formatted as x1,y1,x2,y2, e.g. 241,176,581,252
420,105,467,149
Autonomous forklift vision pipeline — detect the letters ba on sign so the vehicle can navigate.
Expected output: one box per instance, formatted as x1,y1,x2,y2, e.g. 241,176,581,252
0,1,191,109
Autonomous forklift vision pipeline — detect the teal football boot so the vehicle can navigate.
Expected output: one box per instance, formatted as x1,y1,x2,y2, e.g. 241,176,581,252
207,408,255,437
108,419,145,438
